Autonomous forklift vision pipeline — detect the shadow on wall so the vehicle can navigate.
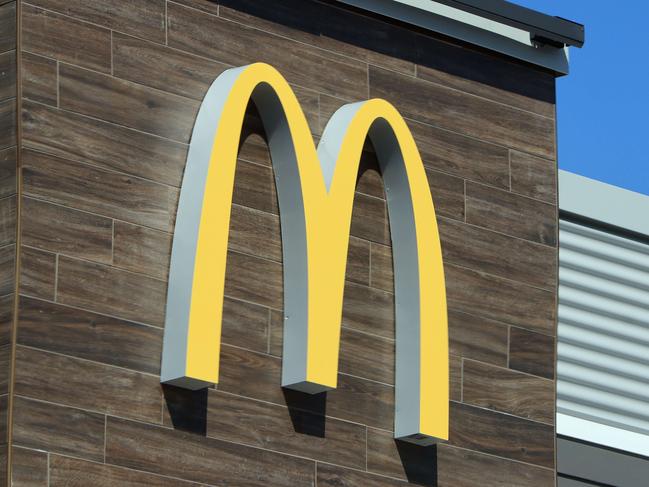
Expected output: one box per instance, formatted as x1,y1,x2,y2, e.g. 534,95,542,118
397,441,438,485
218,0,555,104
283,388,327,438
163,385,438,486
163,384,208,436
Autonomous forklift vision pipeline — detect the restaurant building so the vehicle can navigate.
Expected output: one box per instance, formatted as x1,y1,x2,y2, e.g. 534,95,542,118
0,0,596,485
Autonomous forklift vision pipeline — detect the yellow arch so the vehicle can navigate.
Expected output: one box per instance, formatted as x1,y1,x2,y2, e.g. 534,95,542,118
161,63,448,443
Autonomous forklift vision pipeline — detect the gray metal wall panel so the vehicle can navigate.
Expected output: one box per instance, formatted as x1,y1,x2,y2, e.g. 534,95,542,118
557,477,601,487
557,437,649,487
558,219,649,437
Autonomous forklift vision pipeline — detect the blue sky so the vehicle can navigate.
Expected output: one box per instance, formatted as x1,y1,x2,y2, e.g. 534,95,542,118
514,1,649,196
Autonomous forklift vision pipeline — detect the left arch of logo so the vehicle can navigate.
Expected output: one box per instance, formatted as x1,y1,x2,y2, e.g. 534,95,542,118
161,63,448,444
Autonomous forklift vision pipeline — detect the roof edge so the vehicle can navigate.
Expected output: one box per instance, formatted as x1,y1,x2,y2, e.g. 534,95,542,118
559,170,649,238
437,0,584,48
335,0,582,74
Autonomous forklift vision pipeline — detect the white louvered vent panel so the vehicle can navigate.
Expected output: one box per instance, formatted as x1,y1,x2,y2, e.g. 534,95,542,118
558,219,649,437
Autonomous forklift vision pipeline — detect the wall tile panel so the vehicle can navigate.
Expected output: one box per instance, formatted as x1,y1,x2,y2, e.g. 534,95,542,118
446,264,556,335
14,346,162,423
19,246,55,300
0,98,15,149
11,447,47,487
228,204,282,263
426,168,465,221
49,455,204,486
407,117,510,188
232,159,278,215
510,150,557,203
22,196,113,263
56,256,167,326
0,295,12,346
0,195,15,246
465,181,557,246
17,296,163,375
462,359,555,424
449,401,555,468
342,280,394,339
22,5,111,73
221,296,269,354
369,242,393,292
20,52,56,106
12,396,105,462
509,326,556,380
105,416,315,486
0,148,16,199
317,463,406,486
224,250,283,310
22,149,176,232
113,221,171,280
0,244,14,296
439,217,557,289
448,310,508,367
22,101,187,187
437,444,555,486
26,0,167,43
59,64,199,143
0,2,16,53
0,50,15,102
340,327,394,384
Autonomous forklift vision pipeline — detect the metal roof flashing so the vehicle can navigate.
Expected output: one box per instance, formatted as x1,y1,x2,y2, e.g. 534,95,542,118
336,0,584,75
559,170,649,239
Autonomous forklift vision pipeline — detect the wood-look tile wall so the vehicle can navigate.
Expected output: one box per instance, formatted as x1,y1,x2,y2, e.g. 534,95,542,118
0,1,17,483
9,0,558,485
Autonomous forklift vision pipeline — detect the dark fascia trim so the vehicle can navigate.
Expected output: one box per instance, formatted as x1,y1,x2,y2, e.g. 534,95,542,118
435,0,584,48
558,435,649,462
557,436,649,486
560,210,649,247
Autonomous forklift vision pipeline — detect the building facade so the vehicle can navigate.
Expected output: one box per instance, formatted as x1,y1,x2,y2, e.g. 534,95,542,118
0,0,583,485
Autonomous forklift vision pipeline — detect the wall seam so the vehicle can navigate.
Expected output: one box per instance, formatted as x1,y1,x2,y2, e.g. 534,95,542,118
551,91,560,487
6,0,22,482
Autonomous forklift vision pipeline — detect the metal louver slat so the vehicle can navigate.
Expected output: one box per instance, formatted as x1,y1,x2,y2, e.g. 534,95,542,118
558,220,649,443
558,342,649,383
557,397,649,435
558,361,649,401
561,247,649,290
560,286,649,325
561,266,649,309
559,323,649,365
558,304,649,344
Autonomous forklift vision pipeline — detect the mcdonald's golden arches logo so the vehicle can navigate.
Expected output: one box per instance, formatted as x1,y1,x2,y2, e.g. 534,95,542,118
161,63,448,445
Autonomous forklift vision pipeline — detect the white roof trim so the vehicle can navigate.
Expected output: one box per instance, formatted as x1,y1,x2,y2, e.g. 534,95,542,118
557,413,649,458
559,170,649,238
336,0,570,73
397,0,531,44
